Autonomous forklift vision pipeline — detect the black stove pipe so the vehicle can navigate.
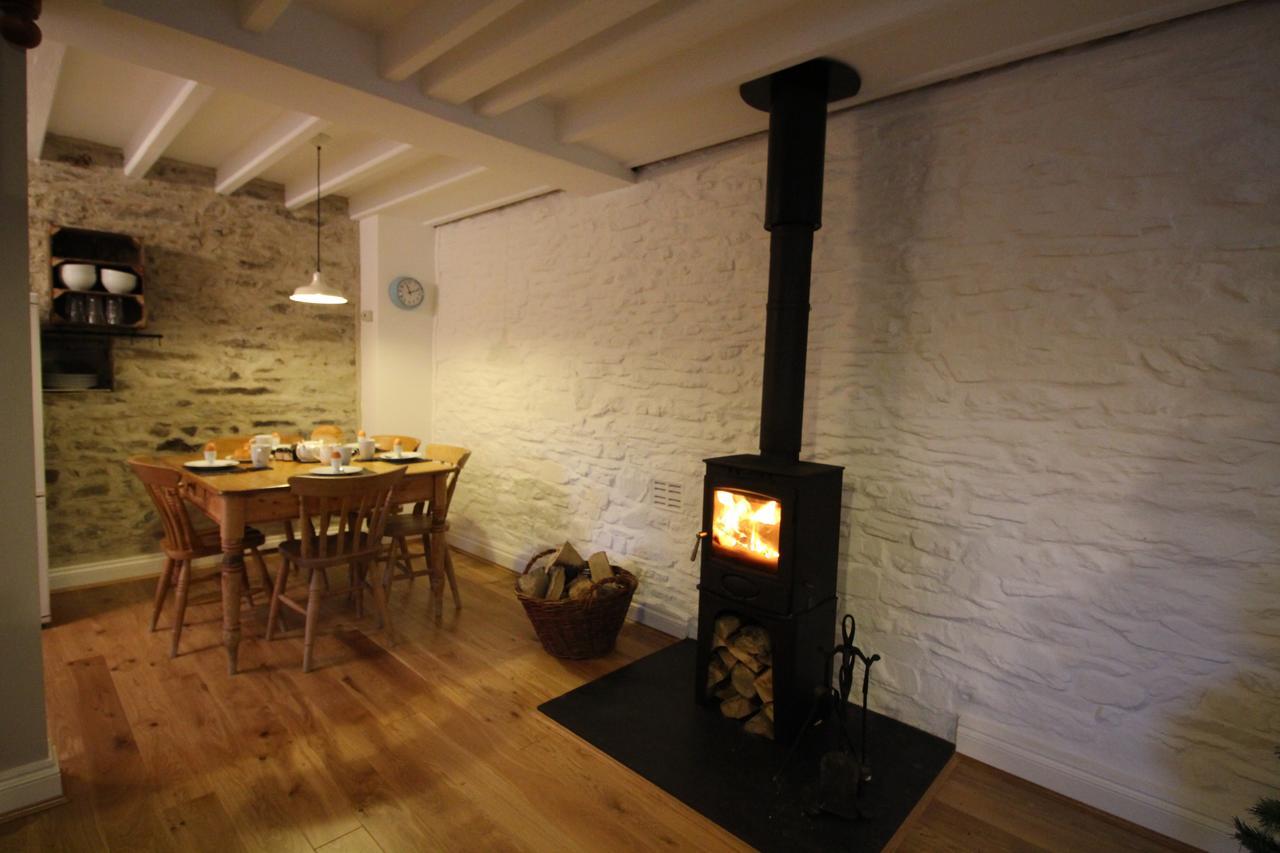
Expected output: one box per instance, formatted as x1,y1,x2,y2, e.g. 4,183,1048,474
742,59,860,463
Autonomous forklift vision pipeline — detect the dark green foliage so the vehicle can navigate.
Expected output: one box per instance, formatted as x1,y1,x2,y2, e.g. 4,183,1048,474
1235,749,1280,853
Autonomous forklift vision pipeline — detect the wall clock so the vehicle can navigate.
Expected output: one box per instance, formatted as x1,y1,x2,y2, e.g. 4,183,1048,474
388,276,425,310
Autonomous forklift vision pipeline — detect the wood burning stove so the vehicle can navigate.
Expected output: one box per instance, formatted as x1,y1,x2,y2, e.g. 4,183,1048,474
695,58,860,744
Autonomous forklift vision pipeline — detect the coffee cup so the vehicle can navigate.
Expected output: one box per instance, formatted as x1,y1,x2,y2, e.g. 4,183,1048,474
357,437,375,460
250,444,272,468
334,444,355,467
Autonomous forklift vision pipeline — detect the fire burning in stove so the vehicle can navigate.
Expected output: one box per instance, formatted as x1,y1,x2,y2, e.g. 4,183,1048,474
712,489,781,569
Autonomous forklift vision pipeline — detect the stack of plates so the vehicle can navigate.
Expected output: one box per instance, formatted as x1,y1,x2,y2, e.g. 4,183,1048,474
44,373,99,390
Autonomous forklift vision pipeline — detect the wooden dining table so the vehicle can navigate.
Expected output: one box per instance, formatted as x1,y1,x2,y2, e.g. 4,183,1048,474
149,454,458,675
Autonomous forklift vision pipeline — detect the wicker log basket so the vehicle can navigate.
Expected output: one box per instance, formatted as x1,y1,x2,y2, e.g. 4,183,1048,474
515,548,638,659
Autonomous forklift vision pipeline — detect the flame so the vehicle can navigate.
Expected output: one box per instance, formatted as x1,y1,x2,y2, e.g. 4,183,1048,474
711,489,781,568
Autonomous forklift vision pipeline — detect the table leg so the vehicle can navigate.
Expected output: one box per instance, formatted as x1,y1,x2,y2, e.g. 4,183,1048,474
221,499,246,675
429,475,449,626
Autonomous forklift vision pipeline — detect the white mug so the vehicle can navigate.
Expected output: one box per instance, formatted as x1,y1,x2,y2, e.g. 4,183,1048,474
250,444,272,468
357,437,375,460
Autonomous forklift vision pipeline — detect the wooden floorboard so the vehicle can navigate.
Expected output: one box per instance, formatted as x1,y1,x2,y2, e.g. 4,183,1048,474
0,549,1196,852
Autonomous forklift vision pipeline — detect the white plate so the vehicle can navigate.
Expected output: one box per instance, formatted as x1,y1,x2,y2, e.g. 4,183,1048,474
308,465,364,476
375,452,426,463
184,458,240,470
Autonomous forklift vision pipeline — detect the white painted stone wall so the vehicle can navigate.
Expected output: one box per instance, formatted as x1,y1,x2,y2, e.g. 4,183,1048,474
433,4,1279,829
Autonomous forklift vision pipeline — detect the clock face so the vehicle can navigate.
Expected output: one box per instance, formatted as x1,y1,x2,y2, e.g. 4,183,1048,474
389,276,425,309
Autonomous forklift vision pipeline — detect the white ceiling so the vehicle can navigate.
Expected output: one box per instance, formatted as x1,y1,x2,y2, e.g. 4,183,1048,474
30,0,1237,226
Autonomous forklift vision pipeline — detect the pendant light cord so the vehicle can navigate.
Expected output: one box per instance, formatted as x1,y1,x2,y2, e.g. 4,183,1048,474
315,143,322,273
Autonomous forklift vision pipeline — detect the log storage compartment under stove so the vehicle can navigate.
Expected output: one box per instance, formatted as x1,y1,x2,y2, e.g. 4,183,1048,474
695,58,859,744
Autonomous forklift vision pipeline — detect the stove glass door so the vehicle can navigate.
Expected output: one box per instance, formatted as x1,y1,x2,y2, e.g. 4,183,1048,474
710,488,781,571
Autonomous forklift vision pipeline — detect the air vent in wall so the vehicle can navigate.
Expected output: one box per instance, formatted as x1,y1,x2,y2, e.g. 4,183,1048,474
652,479,683,512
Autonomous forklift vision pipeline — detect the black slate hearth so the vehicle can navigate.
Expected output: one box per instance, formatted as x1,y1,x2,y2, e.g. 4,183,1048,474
539,640,954,852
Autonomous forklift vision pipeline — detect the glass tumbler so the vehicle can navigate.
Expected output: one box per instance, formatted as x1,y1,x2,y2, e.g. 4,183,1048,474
86,297,104,325
66,294,87,324
104,297,123,325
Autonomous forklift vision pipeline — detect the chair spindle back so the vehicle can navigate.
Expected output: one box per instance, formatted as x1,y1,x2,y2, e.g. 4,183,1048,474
128,457,201,553
289,468,405,562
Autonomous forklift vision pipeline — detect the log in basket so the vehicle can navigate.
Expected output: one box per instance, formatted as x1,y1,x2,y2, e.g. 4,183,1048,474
515,549,638,659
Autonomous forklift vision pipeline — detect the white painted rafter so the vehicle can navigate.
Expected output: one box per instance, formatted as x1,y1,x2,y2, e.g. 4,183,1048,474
420,0,659,106
238,0,291,33
214,111,328,195
475,0,781,117
347,160,487,220
284,139,413,209
123,77,214,177
53,0,632,195
25,39,67,161
557,0,955,142
379,0,523,83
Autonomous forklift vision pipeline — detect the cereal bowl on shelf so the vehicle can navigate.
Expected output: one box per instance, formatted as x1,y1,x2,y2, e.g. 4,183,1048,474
101,269,138,294
59,264,95,291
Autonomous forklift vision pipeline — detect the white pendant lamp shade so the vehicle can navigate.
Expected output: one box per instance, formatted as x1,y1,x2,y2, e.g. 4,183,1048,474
290,270,347,304
291,137,348,305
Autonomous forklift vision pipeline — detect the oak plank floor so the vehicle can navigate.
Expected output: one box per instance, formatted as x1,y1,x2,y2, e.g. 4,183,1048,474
1,550,1196,852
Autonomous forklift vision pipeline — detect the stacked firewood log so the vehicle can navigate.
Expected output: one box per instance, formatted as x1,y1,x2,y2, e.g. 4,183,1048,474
516,541,621,601
706,613,774,739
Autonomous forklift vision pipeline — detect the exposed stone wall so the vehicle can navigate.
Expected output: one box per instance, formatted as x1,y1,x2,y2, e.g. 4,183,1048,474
30,137,359,567
434,4,1280,827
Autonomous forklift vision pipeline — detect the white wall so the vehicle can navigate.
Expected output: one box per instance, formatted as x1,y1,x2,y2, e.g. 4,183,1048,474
0,41,61,815
358,215,434,442
431,4,1278,849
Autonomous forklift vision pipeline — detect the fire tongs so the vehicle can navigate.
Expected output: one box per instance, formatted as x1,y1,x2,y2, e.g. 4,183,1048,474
776,613,880,820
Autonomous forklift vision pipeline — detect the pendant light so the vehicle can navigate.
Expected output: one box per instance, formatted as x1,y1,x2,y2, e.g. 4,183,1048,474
290,136,348,305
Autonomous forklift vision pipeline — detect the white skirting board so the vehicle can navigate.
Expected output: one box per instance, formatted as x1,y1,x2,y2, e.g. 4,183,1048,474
50,532,695,638
956,715,1235,852
49,535,288,592
0,745,62,819
447,531,692,640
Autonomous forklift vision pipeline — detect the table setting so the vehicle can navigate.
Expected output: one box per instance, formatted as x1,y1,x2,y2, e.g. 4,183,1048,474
182,431,426,477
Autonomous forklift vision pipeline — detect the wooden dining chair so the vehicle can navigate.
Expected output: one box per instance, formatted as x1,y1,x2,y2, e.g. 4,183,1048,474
310,425,345,442
382,444,471,609
370,434,420,453
128,458,273,658
266,467,405,672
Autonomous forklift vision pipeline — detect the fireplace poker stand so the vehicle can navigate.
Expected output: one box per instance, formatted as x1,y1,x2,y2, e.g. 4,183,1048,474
776,613,881,821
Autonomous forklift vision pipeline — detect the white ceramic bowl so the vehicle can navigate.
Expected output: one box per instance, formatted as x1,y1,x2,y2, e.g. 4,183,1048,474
59,264,95,291
101,269,138,294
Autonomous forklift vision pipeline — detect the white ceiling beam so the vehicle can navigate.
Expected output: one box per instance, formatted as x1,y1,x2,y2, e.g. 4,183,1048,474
421,0,659,106
238,0,291,33
55,0,631,195
25,39,67,161
347,160,487,220
474,0,781,117
284,139,414,209
379,0,522,83
123,77,214,177
422,184,553,228
557,0,955,143
214,111,328,195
